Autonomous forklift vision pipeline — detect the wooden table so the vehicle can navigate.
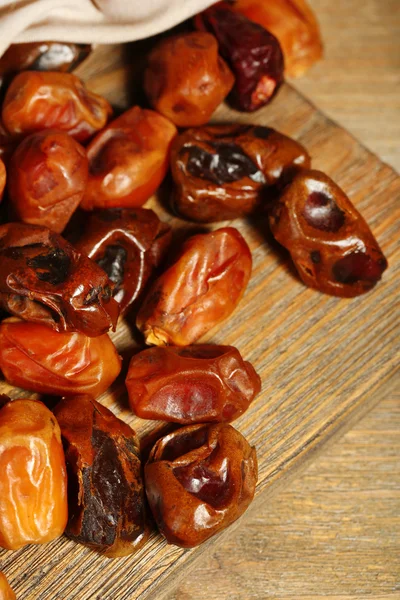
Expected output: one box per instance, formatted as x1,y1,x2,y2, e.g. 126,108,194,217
170,1,400,598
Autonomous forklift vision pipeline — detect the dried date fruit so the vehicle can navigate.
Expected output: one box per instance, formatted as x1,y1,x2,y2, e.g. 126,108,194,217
126,344,261,423
76,208,171,315
195,2,284,112
0,398,68,550
145,422,257,547
80,106,177,210
2,71,112,142
144,31,234,127
136,227,252,346
232,0,323,77
54,395,149,557
0,157,5,203
0,572,16,600
8,130,89,233
268,169,388,296
0,317,121,398
171,124,310,221
0,223,119,336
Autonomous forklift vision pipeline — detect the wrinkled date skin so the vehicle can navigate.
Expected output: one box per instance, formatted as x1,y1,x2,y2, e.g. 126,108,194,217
2,71,112,142
0,572,16,600
0,223,119,336
232,0,323,77
54,395,149,557
126,345,261,423
144,31,234,127
0,318,121,398
8,130,89,233
76,209,171,316
136,227,252,346
145,422,258,547
171,124,310,222
80,106,177,210
195,3,284,112
269,169,388,296
0,398,68,550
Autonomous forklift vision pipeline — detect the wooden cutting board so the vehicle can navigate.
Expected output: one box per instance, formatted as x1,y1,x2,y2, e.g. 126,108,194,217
0,44,399,600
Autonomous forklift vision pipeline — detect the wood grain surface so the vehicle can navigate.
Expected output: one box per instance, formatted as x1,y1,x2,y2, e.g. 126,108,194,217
0,3,399,599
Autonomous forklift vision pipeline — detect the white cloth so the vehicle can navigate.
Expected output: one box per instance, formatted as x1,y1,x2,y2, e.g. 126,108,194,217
0,0,216,58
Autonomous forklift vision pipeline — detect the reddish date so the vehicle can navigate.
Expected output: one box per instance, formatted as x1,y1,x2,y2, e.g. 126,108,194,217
126,345,261,423
2,71,112,142
144,31,234,127
171,124,310,222
136,227,252,346
0,318,121,398
80,106,177,210
195,2,284,112
54,395,149,557
8,130,88,233
145,422,258,547
76,209,171,316
0,572,15,600
0,223,119,336
268,169,388,296
0,157,5,203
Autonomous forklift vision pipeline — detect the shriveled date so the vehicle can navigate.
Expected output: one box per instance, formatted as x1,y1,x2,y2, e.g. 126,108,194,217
126,345,261,423
171,124,310,221
145,422,258,547
144,31,234,127
268,169,388,296
136,227,252,346
0,398,68,550
76,209,171,315
0,318,121,398
0,572,16,600
0,223,119,336
54,395,149,557
2,71,112,142
8,130,88,233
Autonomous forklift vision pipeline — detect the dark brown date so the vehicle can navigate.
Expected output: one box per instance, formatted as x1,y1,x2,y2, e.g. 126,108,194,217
126,345,261,423
268,169,388,296
0,223,119,335
136,227,252,346
8,130,88,233
145,422,258,547
75,209,171,316
144,31,234,127
54,395,149,557
171,124,310,222
195,2,284,112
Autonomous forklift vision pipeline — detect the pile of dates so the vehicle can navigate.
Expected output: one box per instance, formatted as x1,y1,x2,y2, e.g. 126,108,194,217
0,0,387,596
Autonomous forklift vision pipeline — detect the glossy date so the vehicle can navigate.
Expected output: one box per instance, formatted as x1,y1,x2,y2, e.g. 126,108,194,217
171,124,310,221
126,345,261,423
8,130,88,233
54,395,149,557
268,169,388,296
0,572,16,600
136,227,252,346
145,422,258,547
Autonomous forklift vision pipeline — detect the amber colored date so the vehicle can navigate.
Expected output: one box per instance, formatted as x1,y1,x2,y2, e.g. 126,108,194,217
0,318,121,398
144,31,234,127
0,157,5,203
232,0,323,77
2,71,112,142
268,169,388,296
195,3,284,112
171,124,310,222
145,422,258,547
136,227,252,346
76,209,171,316
0,398,68,550
0,572,16,600
8,130,88,233
54,395,149,557
0,223,119,336
126,345,261,423
80,106,177,210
